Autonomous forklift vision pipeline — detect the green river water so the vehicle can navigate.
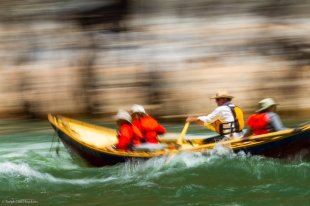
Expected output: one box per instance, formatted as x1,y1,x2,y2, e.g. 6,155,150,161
0,119,309,206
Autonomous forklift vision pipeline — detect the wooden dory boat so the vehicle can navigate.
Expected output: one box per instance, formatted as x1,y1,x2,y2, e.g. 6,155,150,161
48,114,310,167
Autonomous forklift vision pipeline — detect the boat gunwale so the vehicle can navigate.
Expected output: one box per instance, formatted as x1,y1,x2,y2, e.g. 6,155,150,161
48,114,309,157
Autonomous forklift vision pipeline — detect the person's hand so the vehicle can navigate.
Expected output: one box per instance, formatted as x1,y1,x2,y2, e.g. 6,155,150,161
168,143,181,150
106,145,117,152
186,116,197,122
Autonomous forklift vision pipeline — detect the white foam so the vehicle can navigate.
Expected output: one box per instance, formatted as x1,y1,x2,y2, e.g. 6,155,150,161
116,149,237,181
208,143,234,156
0,162,116,185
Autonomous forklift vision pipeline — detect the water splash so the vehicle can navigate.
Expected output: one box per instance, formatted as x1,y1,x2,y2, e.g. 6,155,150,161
113,146,241,183
1,141,309,190
0,162,116,185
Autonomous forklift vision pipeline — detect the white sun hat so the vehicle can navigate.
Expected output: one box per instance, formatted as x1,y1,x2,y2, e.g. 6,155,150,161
256,98,278,113
131,104,147,114
210,90,234,99
114,110,132,122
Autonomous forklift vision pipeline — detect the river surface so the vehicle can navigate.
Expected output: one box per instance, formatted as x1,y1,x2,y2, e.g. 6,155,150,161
0,119,309,206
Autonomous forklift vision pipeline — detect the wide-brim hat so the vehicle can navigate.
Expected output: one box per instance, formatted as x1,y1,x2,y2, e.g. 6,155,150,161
131,104,147,114
114,110,132,122
256,98,278,113
210,90,234,99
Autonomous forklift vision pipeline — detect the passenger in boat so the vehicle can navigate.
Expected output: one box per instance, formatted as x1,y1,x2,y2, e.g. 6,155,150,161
114,110,134,151
131,104,166,143
186,90,244,138
244,98,287,137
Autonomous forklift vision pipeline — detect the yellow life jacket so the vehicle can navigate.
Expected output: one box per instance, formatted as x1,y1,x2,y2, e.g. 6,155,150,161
206,104,245,136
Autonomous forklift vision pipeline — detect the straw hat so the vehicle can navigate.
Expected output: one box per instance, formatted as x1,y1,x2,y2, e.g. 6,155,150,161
210,90,234,99
131,104,147,114
114,110,132,122
256,98,278,113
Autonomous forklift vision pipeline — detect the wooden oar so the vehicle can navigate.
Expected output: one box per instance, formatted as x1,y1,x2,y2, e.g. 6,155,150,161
164,122,190,164
177,122,190,145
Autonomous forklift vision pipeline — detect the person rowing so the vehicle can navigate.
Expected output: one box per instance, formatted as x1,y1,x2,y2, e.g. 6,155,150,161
186,90,244,139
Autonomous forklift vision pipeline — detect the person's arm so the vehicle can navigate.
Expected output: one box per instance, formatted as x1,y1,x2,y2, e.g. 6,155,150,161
132,121,144,139
186,116,205,125
268,113,287,131
187,108,221,125
198,108,222,124
186,109,221,133
155,123,166,134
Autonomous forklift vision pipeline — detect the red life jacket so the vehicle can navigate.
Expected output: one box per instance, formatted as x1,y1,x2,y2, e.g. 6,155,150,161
139,116,166,143
145,131,158,143
141,116,159,130
116,123,133,150
247,113,270,135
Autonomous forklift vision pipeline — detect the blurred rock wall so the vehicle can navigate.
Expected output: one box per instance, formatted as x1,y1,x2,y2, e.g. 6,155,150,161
0,0,309,120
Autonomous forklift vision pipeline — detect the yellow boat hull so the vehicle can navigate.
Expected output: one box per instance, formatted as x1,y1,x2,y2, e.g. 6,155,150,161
48,114,310,166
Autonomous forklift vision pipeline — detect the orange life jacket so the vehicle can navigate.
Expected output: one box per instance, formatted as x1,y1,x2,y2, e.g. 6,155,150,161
131,116,160,143
140,116,166,143
247,113,270,135
140,116,159,131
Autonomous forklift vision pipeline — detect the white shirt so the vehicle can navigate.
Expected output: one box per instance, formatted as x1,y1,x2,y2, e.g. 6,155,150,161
197,103,243,138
